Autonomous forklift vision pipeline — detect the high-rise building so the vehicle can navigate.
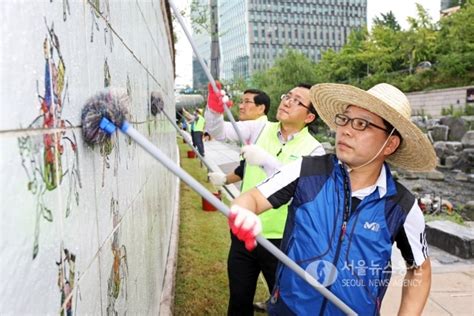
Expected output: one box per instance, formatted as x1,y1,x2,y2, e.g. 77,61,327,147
441,0,460,11
191,0,211,90
219,0,367,81
440,0,461,17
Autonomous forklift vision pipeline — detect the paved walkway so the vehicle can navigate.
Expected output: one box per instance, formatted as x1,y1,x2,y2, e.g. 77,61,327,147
200,139,474,315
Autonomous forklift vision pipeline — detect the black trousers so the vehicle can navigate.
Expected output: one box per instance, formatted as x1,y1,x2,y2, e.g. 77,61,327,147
191,131,205,156
227,232,281,316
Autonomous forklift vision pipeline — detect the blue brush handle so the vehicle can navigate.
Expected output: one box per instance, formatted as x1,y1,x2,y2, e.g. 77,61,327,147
100,117,357,315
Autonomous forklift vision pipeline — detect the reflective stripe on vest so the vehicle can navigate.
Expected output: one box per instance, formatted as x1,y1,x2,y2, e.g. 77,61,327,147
241,122,320,238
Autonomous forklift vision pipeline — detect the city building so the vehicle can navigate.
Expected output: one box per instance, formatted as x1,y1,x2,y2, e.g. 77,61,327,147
219,0,367,82
191,0,220,91
440,0,461,17
440,0,462,11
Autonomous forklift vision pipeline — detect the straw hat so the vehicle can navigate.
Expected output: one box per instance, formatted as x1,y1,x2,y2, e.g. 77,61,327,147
310,83,436,171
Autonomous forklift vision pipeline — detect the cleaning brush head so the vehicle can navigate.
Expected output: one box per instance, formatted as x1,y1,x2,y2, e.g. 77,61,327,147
81,88,129,145
150,91,164,116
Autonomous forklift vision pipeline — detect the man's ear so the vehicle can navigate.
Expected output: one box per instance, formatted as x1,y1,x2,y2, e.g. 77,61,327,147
384,135,401,156
304,112,316,124
256,104,265,115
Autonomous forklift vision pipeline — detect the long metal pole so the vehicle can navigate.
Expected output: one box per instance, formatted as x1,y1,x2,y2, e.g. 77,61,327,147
164,109,236,199
168,0,244,146
105,118,356,315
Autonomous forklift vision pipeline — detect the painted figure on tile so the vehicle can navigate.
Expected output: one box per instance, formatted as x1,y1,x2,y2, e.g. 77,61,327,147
89,0,114,51
57,248,76,316
107,197,128,315
17,21,81,259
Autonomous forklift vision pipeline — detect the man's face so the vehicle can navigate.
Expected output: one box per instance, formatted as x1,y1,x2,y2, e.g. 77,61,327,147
239,93,264,121
276,87,315,127
335,105,391,168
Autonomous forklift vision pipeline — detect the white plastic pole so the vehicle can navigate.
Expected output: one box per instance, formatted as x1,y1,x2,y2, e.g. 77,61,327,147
117,120,356,315
168,0,244,145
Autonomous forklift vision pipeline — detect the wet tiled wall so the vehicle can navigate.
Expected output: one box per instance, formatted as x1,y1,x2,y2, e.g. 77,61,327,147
0,1,177,314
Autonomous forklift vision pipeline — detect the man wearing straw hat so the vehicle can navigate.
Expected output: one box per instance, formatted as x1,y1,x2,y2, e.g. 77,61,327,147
206,83,325,315
228,83,435,315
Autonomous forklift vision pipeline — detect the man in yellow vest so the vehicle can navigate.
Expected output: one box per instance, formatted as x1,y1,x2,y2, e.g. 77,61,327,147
184,108,206,157
205,84,325,315
208,89,271,187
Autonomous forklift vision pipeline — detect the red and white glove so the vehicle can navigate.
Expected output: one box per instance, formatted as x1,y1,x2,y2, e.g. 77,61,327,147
228,205,262,251
208,172,227,187
207,81,234,114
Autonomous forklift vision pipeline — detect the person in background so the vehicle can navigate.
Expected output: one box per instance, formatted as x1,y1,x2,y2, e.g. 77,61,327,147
205,83,325,315
183,108,206,157
203,132,212,142
228,83,435,315
208,88,271,188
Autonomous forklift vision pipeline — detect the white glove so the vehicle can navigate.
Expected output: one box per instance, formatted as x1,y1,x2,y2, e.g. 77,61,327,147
222,95,230,104
241,145,281,176
208,172,227,186
229,205,262,251
241,145,271,166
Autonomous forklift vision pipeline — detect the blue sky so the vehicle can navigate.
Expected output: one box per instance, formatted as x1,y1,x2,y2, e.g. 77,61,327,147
174,0,441,88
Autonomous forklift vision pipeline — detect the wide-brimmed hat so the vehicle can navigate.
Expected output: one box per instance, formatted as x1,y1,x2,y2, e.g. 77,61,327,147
310,83,436,171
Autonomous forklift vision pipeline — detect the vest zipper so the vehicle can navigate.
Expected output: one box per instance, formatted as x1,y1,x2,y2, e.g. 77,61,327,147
276,143,285,157
319,165,352,315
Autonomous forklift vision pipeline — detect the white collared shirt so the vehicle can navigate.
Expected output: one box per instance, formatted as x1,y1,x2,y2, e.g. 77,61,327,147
352,165,388,199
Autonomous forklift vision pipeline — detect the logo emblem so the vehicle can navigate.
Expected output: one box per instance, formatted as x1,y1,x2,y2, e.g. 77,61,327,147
363,222,380,232
305,260,338,287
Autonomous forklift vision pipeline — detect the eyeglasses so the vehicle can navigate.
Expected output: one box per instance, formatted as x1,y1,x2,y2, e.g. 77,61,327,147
334,113,388,132
240,100,256,105
280,94,312,111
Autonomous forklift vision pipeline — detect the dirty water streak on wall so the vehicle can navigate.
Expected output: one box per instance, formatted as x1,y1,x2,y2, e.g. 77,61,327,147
0,0,176,314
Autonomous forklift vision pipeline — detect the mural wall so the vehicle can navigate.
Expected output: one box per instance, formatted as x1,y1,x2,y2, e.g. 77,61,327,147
0,0,177,314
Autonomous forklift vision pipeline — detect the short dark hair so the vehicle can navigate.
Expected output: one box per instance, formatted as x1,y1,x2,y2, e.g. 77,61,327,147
296,83,317,116
244,89,271,115
383,119,403,152
383,119,402,138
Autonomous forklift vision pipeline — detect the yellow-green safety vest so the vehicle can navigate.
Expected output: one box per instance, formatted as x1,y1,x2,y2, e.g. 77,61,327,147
241,122,320,239
193,115,205,132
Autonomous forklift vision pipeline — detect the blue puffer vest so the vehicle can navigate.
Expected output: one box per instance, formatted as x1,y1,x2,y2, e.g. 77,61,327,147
268,155,416,316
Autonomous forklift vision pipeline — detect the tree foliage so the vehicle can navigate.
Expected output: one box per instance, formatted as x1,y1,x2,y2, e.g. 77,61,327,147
190,0,210,35
435,1,474,83
241,2,474,95
372,11,401,31
251,50,318,120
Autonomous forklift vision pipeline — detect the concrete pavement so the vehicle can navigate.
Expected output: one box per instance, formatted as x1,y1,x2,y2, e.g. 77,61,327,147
200,139,474,316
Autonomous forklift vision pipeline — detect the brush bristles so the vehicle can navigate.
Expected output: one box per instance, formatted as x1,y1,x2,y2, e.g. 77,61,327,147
150,91,164,116
81,89,129,145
